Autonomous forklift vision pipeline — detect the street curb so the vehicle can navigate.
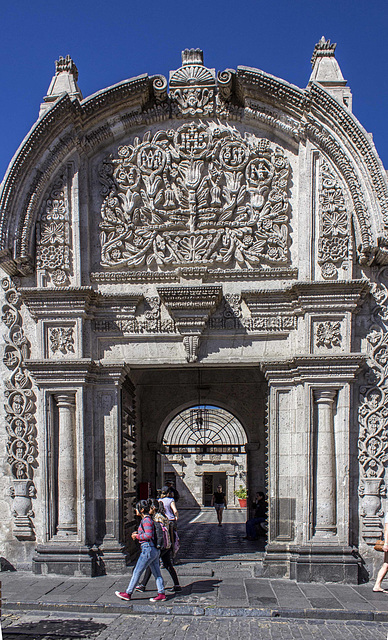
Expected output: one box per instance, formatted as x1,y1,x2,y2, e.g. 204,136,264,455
3,600,388,622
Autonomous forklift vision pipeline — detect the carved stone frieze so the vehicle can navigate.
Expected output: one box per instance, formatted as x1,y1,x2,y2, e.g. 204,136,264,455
1,277,37,540
36,174,72,286
318,160,350,279
358,266,388,543
99,122,291,272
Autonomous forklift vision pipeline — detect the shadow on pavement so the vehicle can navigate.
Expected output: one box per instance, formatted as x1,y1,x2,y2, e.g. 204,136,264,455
3,619,106,639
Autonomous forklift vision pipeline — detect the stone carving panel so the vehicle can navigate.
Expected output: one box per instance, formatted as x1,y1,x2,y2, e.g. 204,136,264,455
99,123,291,272
36,174,72,287
358,267,388,543
48,326,75,357
315,320,342,349
1,277,37,539
318,159,350,279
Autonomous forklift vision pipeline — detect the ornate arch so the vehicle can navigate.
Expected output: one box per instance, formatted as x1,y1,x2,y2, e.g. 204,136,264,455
1,47,388,276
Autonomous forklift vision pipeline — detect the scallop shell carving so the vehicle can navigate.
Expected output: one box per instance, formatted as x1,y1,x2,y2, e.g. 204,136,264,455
170,65,215,86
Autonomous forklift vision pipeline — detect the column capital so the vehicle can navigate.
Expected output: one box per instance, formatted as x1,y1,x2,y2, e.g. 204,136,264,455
313,389,337,404
54,392,76,408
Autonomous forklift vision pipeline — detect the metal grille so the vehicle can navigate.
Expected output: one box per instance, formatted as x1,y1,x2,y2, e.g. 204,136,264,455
162,405,246,449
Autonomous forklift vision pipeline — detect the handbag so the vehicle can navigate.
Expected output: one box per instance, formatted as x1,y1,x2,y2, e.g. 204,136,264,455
374,539,386,552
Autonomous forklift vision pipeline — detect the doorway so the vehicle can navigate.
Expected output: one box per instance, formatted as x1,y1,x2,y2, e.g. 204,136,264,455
203,472,227,506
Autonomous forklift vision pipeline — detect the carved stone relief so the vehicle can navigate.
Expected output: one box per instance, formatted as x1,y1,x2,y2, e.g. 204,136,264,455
315,321,342,349
99,123,291,272
358,267,388,543
1,277,37,539
169,48,216,117
48,326,75,356
318,160,350,279
36,174,72,287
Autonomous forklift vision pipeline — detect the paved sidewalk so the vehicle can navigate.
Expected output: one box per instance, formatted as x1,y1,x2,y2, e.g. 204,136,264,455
2,565,388,623
1,509,387,624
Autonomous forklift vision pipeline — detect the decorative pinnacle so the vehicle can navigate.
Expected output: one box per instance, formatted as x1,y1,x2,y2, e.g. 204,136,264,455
182,48,204,66
55,55,79,80
310,36,337,68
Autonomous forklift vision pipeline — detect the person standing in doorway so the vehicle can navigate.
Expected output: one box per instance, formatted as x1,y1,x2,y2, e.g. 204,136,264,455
211,484,227,527
244,491,267,540
166,480,180,503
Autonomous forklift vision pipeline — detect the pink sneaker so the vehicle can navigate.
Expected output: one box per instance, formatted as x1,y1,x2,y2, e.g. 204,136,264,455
149,593,166,602
115,591,131,601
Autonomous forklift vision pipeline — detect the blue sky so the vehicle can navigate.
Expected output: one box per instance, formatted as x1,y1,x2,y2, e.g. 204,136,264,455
1,0,387,180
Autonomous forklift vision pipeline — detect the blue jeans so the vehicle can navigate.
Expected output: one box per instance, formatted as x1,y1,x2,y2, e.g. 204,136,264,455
246,517,265,538
126,542,165,594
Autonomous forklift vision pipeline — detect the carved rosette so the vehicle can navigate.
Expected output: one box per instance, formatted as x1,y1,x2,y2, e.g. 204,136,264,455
1,277,37,539
36,175,72,286
358,267,388,543
315,321,342,348
99,123,291,272
318,160,350,279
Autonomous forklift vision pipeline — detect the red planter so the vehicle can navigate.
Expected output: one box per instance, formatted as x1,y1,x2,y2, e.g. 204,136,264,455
238,498,247,508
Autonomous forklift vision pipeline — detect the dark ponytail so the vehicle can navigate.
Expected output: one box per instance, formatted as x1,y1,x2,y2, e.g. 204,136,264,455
136,499,152,515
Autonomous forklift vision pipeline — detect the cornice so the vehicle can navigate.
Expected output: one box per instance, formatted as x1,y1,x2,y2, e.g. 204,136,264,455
19,286,143,320
242,279,370,314
261,353,366,384
90,266,298,284
25,358,131,386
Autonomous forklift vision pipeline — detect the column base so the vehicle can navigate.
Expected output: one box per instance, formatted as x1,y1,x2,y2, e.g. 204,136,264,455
32,543,98,576
262,544,360,584
98,538,130,574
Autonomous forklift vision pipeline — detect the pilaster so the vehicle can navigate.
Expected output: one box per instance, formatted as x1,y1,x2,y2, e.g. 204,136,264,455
261,354,364,583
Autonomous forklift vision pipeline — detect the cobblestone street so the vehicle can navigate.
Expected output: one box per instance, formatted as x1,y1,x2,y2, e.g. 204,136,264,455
2,611,388,640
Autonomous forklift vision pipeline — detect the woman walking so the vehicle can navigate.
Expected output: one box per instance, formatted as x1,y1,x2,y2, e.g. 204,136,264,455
115,499,166,602
136,500,182,593
211,484,227,526
160,485,179,555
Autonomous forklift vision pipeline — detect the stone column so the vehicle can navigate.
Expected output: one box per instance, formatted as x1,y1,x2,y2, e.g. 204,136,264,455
55,393,77,536
314,389,337,537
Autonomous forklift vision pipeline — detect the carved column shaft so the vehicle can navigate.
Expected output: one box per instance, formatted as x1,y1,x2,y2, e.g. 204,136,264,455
55,393,77,536
314,389,337,536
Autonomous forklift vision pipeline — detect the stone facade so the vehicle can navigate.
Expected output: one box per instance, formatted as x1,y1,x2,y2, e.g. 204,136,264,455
0,40,388,582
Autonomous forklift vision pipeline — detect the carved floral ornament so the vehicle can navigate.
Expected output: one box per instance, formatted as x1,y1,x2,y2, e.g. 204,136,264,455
358,266,388,544
99,122,291,272
1,277,37,540
318,160,350,280
315,321,342,348
36,174,72,287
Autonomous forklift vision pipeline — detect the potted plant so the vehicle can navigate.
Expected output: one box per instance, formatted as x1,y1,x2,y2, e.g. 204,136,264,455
234,486,248,508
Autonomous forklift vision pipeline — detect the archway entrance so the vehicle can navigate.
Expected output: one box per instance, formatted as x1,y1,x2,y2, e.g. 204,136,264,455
160,405,248,509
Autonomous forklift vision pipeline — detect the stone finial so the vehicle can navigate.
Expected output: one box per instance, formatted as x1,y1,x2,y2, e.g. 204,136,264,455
182,48,204,66
55,55,79,80
309,36,352,111
310,36,337,67
39,55,83,118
